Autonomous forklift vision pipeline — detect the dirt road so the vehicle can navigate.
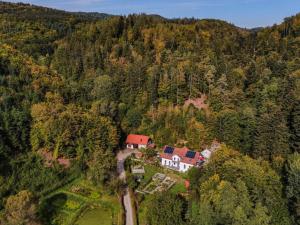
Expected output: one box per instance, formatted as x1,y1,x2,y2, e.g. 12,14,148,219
117,149,138,225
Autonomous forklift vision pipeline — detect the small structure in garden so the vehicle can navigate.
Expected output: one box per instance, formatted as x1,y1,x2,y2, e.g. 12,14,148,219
131,165,145,174
185,180,190,189
125,134,154,149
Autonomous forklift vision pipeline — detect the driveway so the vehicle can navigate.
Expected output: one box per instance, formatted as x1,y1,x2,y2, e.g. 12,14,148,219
117,149,139,225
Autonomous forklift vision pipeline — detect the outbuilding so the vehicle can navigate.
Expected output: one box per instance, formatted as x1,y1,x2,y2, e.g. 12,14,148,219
126,134,153,149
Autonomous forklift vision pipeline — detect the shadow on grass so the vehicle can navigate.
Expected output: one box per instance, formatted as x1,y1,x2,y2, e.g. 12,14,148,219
39,193,68,225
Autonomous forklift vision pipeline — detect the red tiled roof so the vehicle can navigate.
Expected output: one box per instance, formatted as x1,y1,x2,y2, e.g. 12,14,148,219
160,146,204,166
126,134,150,145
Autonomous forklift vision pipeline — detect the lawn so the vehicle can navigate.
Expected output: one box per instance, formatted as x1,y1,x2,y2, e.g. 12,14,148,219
75,206,112,225
138,164,162,189
170,182,187,194
40,178,122,225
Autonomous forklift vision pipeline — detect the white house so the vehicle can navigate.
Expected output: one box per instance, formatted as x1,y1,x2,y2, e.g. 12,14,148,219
160,146,205,172
125,134,153,149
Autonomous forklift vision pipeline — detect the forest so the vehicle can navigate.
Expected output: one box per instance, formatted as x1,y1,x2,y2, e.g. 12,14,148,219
0,1,299,225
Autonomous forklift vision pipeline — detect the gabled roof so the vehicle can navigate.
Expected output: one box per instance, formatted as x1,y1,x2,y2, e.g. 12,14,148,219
160,146,204,166
126,134,150,145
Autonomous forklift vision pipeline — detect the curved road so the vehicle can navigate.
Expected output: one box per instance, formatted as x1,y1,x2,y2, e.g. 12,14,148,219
117,149,138,225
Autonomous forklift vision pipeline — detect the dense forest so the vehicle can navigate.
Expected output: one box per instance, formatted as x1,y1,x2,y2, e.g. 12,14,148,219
0,1,299,225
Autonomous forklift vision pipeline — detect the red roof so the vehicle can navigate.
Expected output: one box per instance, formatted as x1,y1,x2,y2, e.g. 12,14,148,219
160,146,204,166
126,134,150,145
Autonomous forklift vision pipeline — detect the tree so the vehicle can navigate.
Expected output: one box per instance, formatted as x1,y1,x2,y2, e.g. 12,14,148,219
198,145,291,225
91,75,116,101
146,192,185,225
290,101,300,153
1,190,41,225
285,153,300,223
87,148,116,186
186,118,210,149
254,104,290,160
214,109,241,149
193,174,272,225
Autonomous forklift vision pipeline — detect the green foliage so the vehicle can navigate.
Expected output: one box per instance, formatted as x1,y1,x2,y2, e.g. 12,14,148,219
146,192,186,225
9,153,68,195
285,153,300,224
87,148,116,186
1,190,41,225
30,92,118,158
195,146,291,225
0,2,299,224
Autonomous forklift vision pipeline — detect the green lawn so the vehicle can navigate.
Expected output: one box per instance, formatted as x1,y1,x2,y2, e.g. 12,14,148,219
170,182,187,194
75,206,112,225
138,164,162,189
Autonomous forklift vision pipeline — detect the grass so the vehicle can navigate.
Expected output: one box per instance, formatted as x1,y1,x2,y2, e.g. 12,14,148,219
75,206,112,225
170,182,187,194
40,178,122,225
136,193,152,225
138,164,162,189
135,164,188,225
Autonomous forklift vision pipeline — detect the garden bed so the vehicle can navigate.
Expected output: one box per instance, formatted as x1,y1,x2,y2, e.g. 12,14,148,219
40,178,122,225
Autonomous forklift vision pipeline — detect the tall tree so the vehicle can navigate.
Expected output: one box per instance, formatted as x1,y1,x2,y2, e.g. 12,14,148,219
1,190,41,225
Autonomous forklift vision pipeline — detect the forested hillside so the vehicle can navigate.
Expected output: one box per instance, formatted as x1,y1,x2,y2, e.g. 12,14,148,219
0,2,299,225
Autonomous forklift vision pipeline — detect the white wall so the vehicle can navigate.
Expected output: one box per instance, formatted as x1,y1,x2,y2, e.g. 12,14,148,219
179,162,193,172
127,144,134,149
138,144,147,149
161,157,193,172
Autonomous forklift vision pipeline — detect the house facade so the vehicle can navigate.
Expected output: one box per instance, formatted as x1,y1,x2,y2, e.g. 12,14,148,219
160,146,205,172
126,134,153,149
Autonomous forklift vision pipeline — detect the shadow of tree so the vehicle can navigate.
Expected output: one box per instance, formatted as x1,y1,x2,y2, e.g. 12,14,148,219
39,193,68,225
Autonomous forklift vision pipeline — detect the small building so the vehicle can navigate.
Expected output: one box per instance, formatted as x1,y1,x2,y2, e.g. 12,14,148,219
126,134,153,149
201,140,221,160
160,146,205,172
131,165,145,174
201,149,212,159
185,180,190,189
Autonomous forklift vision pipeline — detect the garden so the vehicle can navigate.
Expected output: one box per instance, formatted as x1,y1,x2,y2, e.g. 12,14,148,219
131,164,188,225
39,178,122,225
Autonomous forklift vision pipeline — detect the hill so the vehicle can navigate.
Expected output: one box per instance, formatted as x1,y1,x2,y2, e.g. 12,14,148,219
0,2,299,225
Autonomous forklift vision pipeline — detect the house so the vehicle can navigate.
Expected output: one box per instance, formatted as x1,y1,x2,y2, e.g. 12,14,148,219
160,146,205,172
126,134,153,149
